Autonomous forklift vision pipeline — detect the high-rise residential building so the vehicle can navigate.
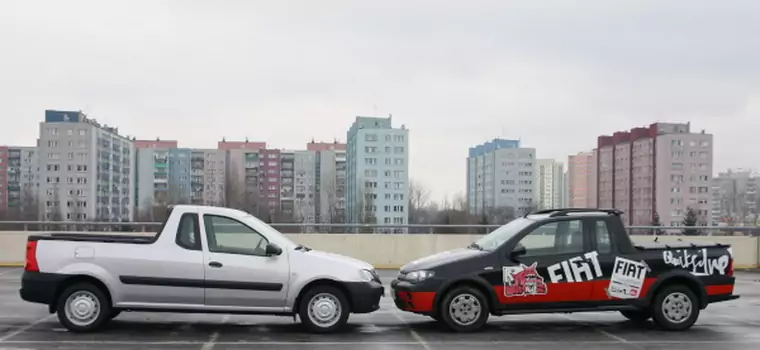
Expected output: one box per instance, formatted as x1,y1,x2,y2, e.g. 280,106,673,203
467,138,536,215
711,169,759,226
0,146,39,216
135,143,192,213
38,110,136,222
0,146,39,218
568,151,598,208
595,122,712,227
190,149,226,206
313,142,347,224
535,159,564,210
346,116,409,231
293,150,316,224
222,140,270,217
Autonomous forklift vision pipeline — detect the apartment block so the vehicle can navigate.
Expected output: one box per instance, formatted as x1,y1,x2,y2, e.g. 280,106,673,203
191,149,225,206
595,122,712,227
467,139,536,215
568,151,597,208
38,110,135,222
535,159,564,210
293,150,316,223
0,146,39,218
346,116,409,231
711,169,759,226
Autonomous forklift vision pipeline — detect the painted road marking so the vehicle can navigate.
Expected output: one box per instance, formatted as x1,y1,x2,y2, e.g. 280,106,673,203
0,315,55,342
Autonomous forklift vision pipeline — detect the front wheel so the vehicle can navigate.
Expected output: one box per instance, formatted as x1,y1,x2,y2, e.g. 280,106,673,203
56,283,112,333
651,284,700,331
298,285,350,333
439,285,490,332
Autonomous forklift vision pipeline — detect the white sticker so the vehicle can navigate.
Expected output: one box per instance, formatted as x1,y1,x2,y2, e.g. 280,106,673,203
607,257,647,299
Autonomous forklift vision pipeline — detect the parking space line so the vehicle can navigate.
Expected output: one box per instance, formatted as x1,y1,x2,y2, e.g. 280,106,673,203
391,311,430,350
557,314,644,350
0,314,55,343
200,315,229,350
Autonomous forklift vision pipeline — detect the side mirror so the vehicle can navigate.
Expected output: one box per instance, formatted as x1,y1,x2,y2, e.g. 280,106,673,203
510,245,527,260
265,243,283,256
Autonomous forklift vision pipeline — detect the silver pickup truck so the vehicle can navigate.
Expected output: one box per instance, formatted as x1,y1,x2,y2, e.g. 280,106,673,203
19,205,384,333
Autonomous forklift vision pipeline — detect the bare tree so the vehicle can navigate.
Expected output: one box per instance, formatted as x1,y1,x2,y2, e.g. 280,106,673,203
408,179,431,225
168,183,190,205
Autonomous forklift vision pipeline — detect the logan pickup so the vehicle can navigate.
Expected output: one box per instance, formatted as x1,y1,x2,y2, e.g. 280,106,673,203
20,205,384,333
391,208,739,332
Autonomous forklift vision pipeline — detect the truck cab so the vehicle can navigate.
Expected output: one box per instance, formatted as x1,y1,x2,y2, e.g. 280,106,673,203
21,205,384,333
391,208,738,332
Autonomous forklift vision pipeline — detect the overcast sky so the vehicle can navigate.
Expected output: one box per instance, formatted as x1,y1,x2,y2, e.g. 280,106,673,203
2,0,759,202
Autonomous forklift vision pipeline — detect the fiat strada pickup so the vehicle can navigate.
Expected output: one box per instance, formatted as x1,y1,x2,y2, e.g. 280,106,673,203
391,208,739,332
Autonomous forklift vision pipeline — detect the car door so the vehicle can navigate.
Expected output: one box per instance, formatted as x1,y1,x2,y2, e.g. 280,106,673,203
498,217,600,309
117,211,206,307
588,218,650,302
201,214,290,309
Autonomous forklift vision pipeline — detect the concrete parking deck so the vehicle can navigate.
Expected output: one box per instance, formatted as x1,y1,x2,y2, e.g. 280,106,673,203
0,268,759,350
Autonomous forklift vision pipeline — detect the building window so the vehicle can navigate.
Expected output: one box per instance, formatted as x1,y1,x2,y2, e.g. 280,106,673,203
365,134,378,141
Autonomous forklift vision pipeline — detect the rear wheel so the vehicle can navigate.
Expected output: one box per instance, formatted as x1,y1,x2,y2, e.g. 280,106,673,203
439,285,489,332
56,283,112,333
651,284,699,331
298,285,350,333
620,309,651,322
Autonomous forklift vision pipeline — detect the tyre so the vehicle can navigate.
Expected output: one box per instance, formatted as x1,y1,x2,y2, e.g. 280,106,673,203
56,283,112,333
439,285,489,332
651,284,700,331
298,285,350,333
620,309,651,322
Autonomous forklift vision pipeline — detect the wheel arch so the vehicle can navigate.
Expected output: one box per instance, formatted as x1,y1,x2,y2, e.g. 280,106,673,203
293,278,353,314
50,275,113,314
643,271,707,309
432,276,498,315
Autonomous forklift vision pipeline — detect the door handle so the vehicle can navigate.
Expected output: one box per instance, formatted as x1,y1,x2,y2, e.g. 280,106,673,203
208,261,223,268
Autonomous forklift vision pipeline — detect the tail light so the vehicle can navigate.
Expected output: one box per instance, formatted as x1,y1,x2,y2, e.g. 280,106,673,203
25,241,39,272
727,256,734,277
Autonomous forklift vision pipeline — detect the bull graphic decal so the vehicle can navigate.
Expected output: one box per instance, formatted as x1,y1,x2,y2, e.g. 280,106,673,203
503,262,548,297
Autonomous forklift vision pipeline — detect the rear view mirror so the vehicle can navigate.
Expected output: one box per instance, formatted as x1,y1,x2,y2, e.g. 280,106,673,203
265,243,283,256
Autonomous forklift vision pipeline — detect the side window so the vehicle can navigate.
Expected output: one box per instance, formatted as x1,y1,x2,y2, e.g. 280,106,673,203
175,213,201,251
516,219,585,257
203,215,268,256
594,220,612,254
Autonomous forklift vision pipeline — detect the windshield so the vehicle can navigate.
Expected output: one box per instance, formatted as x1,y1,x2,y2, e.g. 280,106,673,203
472,218,534,251
240,214,297,248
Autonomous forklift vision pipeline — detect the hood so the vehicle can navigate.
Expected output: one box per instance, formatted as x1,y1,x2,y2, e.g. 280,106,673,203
304,249,374,270
401,248,487,272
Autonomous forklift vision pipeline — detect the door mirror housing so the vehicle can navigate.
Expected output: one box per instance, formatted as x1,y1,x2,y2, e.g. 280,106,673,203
510,245,527,260
265,243,283,256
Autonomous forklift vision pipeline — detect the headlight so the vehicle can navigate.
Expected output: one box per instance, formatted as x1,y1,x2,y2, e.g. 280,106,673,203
403,270,435,283
359,269,376,282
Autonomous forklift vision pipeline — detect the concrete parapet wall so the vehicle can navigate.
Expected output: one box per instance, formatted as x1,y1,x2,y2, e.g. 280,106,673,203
0,232,757,269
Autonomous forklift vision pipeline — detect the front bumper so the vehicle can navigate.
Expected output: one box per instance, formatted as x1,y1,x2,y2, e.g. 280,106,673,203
390,278,438,314
344,280,385,313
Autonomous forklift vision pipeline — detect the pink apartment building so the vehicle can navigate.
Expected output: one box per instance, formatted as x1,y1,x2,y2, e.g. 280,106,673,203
568,151,597,208
594,122,712,227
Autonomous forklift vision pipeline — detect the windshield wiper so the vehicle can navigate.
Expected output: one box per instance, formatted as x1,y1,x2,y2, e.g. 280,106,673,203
467,242,483,250
295,244,312,252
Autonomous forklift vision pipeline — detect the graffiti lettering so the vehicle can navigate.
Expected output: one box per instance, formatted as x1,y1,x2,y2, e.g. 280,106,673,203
662,248,729,276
